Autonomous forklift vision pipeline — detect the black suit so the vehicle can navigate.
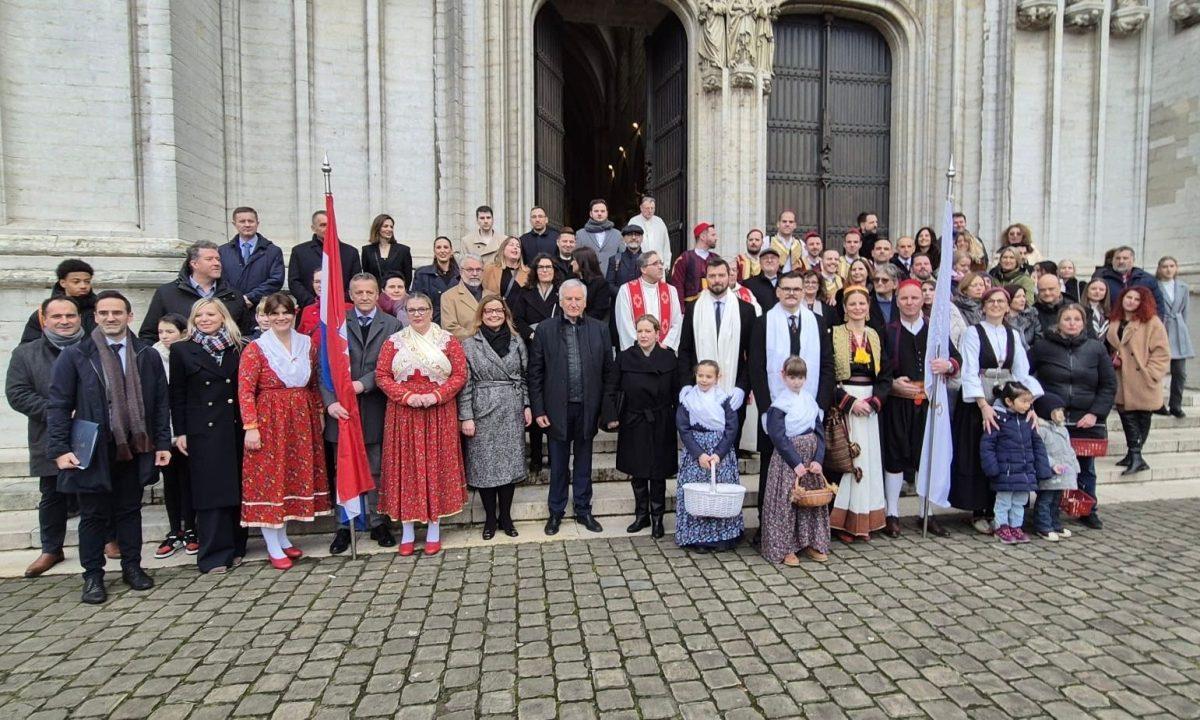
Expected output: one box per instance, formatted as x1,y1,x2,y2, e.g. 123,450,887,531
744,273,780,312
288,236,362,307
528,315,617,517
361,243,413,289
168,341,247,572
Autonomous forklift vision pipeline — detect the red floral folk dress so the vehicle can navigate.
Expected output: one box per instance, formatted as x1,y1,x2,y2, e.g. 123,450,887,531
376,325,468,523
238,340,330,527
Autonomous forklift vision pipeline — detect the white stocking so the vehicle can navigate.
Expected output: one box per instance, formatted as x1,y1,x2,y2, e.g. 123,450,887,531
884,472,904,518
426,520,440,543
401,522,415,544
261,527,284,559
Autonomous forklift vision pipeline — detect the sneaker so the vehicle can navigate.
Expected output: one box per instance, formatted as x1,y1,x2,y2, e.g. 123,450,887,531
972,517,994,535
154,532,182,559
1056,527,1073,539
1012,528,1031,544
183,530,200,555
1038,530,1060,542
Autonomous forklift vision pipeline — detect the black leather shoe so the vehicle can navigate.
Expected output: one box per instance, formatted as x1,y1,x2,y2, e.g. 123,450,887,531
1171,407,1187,419
329,528,351,555
122,567,154,591
575,513,603,533
502,522,519,538
370,525,396,547
544,515,562,536
626,516,650,534
651,517,665,539
1081,513,1103,530
482,524,496,541
922,517,952,538
1154,406,1170,416
81,576,106,605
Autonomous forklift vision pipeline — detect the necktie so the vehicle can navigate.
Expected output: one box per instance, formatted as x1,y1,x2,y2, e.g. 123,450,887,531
110,343,125,373
358,315,372,329
788,315,801,356
714,300,724,333
241,242,252,264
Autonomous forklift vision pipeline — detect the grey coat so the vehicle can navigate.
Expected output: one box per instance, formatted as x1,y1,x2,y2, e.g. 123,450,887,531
5,336,71,477
320,310,404,444
1159,280,1195,360
458,332,529,488
577,226,625,270
1036,422,1079,492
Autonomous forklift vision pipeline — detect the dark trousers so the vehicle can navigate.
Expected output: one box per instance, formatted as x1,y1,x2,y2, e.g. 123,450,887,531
1170,358,1187,412
528,426,546,468
195,506,249,573
756,425,773,527
38,475,68,555
77,455,143,579
161,448,195,534
1033,489,1063,533
1077,456,1098,511
547,402,594,516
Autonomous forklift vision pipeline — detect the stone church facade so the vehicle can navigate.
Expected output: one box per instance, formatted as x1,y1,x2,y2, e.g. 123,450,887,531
0,0,1197,468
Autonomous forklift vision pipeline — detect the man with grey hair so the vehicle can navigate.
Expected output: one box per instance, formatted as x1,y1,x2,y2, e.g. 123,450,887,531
613,250,682,351
528,278,616,535
138,240,247,340
866,263,900,335
440,254,485,338
627,195,671,271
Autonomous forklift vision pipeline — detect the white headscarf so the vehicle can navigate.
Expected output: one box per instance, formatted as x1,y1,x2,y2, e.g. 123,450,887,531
255,330,312,388
763,387,820,437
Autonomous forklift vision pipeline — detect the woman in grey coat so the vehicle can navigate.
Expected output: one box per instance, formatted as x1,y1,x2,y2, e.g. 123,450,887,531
458,295,532,539
1156,257,1194,417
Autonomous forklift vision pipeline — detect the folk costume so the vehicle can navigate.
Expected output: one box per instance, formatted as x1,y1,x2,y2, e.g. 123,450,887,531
735,252,762,281
828,322,892,539
761,389,828,563
238,331,329,528
674,385,745,550
768,235,804,273
669,247,711,302
614,277,682,351
376,324,469,526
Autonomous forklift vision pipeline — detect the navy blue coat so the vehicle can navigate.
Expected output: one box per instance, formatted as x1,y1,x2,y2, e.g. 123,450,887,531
218,234,285,309
527,315,617,442
1091,265,1165,320
979,406,1053,493
45,336,171,493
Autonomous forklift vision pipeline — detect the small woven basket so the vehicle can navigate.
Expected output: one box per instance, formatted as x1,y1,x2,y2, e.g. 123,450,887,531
681,465,746,519
791,477,837,508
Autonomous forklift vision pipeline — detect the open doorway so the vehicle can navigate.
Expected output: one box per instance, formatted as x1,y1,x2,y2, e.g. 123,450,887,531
534,1,687,254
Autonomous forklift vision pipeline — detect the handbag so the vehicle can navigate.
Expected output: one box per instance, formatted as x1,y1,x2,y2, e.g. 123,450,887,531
822,406,862,481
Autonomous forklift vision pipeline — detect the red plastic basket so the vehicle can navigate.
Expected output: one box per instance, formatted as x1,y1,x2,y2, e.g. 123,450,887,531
1070,438,1108,458
1059,489,1097,518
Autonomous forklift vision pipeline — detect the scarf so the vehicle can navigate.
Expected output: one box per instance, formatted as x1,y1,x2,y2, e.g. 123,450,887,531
91,327,151,461
255,330,312,388
679,384,744,432
952,293,983,326
690,289,741,394
764,304,822,405
191,327,236,364
583,218,615,234
481,324,512,358
1089,303,1109,339
43,325,84,350
763,387,821,437
390,323,453,384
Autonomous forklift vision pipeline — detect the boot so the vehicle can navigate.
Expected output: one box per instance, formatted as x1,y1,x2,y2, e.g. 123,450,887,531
1129,413,1152,472
626,479,650,533
1120,413,1148,475
1115,412,1134,466
648,478,667,539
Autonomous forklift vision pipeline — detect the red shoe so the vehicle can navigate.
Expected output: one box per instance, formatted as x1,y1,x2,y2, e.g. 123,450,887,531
836,531,856,544
282,547,303,559
398,542,415,556
269,556,293,570
424,541,441,556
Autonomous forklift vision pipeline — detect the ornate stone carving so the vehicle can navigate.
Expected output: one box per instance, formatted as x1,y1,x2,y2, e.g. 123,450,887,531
1171,0,1200,30
1064,0,1105,31
1111,0,1150,35
727,0,757,88
755,1,781,94
698,0,729,92
1016,0,1057,30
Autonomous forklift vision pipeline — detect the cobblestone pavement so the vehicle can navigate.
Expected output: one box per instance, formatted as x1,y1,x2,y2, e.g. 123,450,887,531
0,499,1198,720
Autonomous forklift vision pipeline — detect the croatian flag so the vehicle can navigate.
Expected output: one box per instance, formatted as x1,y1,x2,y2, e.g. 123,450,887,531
916,199,956,508
318,192,375,523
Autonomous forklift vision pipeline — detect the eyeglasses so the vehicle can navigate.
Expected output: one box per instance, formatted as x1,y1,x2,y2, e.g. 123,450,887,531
874,277,893,284
984,298,1008,305
407,307,432,315
482,308,505,315
536,264,555,270
778,287,803,294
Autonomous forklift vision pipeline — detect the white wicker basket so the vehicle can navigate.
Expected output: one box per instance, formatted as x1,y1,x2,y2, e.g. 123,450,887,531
681,465,746,519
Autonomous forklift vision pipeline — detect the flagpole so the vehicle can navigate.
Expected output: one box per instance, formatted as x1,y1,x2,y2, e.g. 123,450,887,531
923,156,956,539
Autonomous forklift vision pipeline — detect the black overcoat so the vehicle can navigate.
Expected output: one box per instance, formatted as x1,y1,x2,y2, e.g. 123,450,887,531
611,345,679,479
528,315,616,442
169,341,243,510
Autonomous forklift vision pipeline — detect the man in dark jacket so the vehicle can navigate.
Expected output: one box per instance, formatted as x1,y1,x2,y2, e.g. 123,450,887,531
138,241,248,341
528,279,617,536
1091,246,1165,319
46,291,171,604
605,225,644,291
6,296,86,577
288,210,362,307
1034,272,1095,339
20,258,97,344
218,206,284,329
743,248,782,312
520,206,560,265
321,274,401,554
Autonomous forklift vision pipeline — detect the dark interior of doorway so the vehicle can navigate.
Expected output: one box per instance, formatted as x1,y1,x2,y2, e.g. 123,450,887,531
541,1,670,229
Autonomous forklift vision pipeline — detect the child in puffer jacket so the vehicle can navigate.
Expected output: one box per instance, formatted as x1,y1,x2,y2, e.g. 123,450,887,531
1033,393,1080,542
980,381,1053,544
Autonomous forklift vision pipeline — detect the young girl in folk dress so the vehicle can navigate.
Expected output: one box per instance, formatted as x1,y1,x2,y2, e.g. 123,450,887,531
376,292,469,556
674,360,745,553
239,293,329,570
761,358,829,565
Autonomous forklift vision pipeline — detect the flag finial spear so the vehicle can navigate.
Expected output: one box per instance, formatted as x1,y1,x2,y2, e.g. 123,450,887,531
322,153,332,195
945,155,956,202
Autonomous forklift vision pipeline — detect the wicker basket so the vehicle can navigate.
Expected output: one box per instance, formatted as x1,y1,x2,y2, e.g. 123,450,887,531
791,477,837,508
681,465,746,519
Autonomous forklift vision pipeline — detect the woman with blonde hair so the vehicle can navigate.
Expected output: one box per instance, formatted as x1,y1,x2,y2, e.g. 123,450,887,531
168,298,249,573
458,295,530,539
998,222,1042,266
482,236,530,301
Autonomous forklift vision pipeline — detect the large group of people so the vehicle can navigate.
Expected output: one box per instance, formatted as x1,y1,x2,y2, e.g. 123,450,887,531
5,198,1192,603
